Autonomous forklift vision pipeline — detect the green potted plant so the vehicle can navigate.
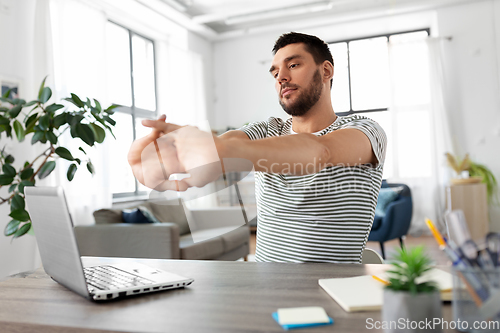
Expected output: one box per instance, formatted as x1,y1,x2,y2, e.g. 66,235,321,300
469,161,498,205
382,246,442,333
445,153,498,204
0,77,118,239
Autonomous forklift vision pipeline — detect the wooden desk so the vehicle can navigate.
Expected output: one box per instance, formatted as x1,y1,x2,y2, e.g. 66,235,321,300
0,258,454,333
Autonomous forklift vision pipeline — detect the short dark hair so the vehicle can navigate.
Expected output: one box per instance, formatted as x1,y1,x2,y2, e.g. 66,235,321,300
272,32,333,87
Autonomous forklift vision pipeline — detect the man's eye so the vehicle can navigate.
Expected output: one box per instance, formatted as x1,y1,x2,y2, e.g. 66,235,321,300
290,64,298,69
273,72,279,78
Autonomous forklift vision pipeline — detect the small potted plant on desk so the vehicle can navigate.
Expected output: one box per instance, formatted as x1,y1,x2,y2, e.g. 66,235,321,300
382,246,442,333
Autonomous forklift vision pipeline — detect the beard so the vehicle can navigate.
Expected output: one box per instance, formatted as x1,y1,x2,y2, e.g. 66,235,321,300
279,69,323,117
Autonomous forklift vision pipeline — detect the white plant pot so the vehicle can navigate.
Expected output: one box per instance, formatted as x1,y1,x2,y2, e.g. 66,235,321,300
382,289,442,333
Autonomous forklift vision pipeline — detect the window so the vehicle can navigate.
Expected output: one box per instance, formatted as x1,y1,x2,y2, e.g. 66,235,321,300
106,21,157,198
329,29,430,179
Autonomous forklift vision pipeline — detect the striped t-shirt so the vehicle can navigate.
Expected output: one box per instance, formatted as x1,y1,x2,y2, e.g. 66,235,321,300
239,114,387,264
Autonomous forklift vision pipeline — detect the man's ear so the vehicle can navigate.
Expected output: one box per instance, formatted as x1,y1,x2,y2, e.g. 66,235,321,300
322,61,334,82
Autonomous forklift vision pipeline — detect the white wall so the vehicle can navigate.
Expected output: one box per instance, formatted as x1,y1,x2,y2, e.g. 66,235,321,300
436,0,500,230
188,32,215,127
212,11,436,129
212,1,500,230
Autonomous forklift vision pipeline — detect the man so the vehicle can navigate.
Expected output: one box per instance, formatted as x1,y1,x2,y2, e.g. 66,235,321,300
128,32,387,264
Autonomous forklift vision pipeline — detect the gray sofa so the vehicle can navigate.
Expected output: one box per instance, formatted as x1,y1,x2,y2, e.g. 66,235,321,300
74,198,250,261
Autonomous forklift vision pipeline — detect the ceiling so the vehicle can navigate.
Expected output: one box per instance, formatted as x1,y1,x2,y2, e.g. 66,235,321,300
140,0,476,40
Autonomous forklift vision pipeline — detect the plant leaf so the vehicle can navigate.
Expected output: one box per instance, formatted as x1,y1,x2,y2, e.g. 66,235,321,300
0,175,14,185
5,154,14,164
78,147,86,155
24,100,38,107
11,194,25,211
9,209,30,222
70,93,84,108
55,147,74,161
25,114,38,133
105,104,120,113
18,180,35,195
67,163,77,181
38,76,47,100
20,167,34,180
8,104,22,118
103,115,116,126
13,222,31,238
70,114,84,126
31,131,44,144
39,87,52,103
13,120,25,141
2,124,12,138
103,124,116,139
8,183,17,193
4,220,20,236
46,131,57,144
76,123,95,146
87,160,95,175
53,113,67,128
12,98,26,105
38,114,50,130
2,163,16,177
38,160,56,179
0,115,9,125
94,99,102,112
70,124,78,138
2,88,12,99
45,103,64,113
90,123,105,143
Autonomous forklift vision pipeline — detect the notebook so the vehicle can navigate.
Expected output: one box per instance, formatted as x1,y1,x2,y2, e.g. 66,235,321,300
272,306,333,330
319,269,453,312
319,275,383,312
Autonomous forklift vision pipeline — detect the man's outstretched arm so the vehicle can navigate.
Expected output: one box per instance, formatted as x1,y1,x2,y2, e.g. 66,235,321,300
128,119,378,190
217,128,376,175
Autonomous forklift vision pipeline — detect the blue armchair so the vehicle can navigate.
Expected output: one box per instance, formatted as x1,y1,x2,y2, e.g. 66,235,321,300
368,180,413,259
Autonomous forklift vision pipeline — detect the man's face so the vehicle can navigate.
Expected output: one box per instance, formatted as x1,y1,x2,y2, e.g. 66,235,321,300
269,43,324,116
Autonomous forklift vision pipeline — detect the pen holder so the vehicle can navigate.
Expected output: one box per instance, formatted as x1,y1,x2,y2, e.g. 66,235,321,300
452,267,500,332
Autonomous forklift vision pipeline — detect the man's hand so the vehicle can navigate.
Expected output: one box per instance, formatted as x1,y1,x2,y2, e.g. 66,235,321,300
127,115,189,191
128,116,224,191
169,125,223,188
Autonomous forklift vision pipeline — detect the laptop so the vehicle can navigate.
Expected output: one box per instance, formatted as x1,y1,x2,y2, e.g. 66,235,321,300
24,186,194,301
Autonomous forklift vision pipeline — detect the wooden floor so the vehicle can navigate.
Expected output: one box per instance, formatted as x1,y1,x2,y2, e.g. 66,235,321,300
249,233,449,265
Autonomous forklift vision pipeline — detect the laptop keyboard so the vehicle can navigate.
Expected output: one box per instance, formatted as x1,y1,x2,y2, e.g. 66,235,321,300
84,265,154,291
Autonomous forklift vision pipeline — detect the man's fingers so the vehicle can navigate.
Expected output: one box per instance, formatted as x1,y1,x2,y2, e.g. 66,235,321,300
128,135,157,165
153,180,190,192
142,119,184,134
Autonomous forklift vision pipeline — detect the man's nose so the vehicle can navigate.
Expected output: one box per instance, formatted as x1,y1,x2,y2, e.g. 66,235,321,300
276,69,289,83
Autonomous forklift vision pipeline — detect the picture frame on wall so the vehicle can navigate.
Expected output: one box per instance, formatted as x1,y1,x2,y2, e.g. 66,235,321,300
0,76,22,99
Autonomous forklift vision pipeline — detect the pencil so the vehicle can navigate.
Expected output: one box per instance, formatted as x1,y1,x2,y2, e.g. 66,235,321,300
425,218,446,247
372,275,390,286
